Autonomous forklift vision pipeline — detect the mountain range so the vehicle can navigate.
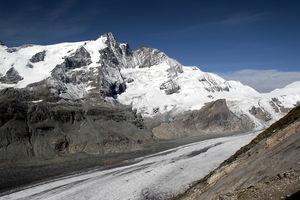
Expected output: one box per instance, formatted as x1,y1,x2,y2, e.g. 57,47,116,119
0,32,299,162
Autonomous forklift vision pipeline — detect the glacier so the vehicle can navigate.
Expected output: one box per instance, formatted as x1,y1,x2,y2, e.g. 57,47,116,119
0,131,260,200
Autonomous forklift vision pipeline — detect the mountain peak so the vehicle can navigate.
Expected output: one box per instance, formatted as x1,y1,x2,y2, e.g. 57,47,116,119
97,32,115,41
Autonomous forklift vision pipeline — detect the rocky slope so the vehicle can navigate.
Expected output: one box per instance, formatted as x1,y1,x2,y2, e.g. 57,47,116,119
0,86,152,160
0,32,299,163
153,99,253,139
173,106,300,200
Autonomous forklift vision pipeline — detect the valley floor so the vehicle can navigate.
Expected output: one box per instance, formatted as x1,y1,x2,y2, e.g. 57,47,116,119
0,131,259,200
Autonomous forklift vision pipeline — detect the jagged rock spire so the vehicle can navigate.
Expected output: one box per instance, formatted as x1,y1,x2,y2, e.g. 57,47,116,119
97,32,115,41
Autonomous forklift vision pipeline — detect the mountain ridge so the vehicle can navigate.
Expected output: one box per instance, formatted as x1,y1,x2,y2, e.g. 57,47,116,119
0,32,299,161
0,32,299,131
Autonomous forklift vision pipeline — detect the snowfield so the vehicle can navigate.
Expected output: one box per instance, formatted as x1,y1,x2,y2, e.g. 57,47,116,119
0,36,107,90
118,63,260,116
0,132,260,200
118,61,300,129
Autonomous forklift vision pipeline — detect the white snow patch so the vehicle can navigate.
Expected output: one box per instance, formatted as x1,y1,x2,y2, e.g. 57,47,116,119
0,41,85,89
83,36,107,69
0,36,107,90
31,100,43,103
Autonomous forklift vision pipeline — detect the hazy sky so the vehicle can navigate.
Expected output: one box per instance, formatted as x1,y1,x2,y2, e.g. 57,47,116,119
0,0,299,92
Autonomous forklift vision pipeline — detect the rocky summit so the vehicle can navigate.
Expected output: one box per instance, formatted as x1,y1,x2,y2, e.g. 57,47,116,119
0,33,299,192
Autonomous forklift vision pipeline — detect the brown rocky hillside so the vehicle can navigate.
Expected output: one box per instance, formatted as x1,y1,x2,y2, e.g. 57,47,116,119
172,106,300,200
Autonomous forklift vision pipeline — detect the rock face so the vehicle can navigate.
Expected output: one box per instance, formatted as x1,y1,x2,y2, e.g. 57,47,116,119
269,97,291,113
249,106,272,122
96,33,183,98
0,67,24,84
0,87,151,161
175,106,300,200
0,33,190,162
153,99,253,139
98,33,130,97
30,50,46,63
133,47,183,74
160,79,180,95
51,46,92,85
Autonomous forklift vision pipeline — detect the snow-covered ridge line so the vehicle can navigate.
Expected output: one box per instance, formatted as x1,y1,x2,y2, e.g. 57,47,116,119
0,35,108,89
0,32,299,128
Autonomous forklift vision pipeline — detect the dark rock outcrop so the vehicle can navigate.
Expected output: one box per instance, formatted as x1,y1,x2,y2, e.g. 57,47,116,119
134,47,167,68
26,63,34,68
97,33,133,97
160,79,180,95
270,97,291,113
133,47,183,74
65,47,92,70
126,78,134,83
249,106,272,122
30,50,46,63
204,85,230,92
50,46,92,87
0,67,23,84
6,48,18,53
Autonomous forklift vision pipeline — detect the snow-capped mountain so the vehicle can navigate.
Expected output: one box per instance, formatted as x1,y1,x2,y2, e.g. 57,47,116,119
1,33,299,198
1,32,298,129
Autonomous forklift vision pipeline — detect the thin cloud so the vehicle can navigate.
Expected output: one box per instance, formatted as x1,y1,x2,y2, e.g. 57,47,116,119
220,12,269,26
152,11,270,38
218,69,300,93
48,0,79,21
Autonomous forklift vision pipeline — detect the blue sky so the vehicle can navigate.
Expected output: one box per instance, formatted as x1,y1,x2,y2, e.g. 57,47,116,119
0,0,300,91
